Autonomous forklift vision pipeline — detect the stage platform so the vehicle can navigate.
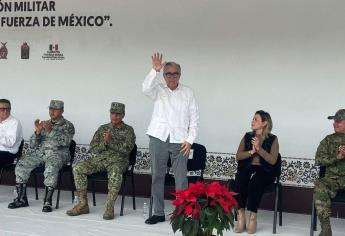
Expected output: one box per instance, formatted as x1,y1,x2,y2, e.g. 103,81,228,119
0,185,344,236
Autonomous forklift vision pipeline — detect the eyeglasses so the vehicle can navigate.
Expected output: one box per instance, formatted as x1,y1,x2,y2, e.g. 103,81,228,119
164,72,180,78
0,108,10,112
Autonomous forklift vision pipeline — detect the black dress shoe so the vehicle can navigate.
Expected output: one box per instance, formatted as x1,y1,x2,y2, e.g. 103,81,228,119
42,205,52,212
145,215,165,224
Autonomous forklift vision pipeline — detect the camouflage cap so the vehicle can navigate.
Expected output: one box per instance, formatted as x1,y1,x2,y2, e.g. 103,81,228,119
328,109,345,121
110,102,125,114
49,100,64,109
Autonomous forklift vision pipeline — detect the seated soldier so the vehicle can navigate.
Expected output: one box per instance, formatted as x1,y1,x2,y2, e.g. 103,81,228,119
0,99,23,168
8,100,75,212
314,109,345,236
66,102,135,220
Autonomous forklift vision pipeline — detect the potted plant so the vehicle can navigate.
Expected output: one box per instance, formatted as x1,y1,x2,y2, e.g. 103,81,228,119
170,181,237,236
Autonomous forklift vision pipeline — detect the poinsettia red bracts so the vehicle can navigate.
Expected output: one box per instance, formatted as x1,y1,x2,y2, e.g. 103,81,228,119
172,181,237,215
171,181,237,236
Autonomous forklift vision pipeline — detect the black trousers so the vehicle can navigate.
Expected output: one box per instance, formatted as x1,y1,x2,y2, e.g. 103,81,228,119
233,165,274,213
0,151,17,167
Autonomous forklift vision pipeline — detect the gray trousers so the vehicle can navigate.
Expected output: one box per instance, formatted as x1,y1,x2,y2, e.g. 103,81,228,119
149,136,188,216
15,149,68,188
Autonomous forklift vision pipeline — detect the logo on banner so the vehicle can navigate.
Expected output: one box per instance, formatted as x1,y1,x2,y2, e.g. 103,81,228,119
0,42,8,59
49,44,59,51
42,43,65,60
21,42,30,59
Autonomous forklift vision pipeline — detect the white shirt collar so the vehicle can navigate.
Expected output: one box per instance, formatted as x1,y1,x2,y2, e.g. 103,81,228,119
163,83,181,92
0,115,12,124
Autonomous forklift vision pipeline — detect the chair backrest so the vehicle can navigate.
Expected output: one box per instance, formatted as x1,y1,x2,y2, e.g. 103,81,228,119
166,143,207,171
129,144,137,166
69,140,76,163
272,153,282,177
15,139,25,159
187,143,207,171
319,165,326,178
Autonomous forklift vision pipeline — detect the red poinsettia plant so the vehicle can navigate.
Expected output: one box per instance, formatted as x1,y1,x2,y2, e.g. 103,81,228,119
170,181,237,236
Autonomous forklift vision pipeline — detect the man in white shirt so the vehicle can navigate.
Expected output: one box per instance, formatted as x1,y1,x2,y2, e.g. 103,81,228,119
0,99,23,168
142,53,199,224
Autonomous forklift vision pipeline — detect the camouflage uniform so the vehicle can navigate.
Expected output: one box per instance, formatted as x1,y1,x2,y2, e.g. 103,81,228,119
67,102,135,219
73,121,135,193
73,102,135,195
15,117,75,188
314,109,345,235
314,135,345,215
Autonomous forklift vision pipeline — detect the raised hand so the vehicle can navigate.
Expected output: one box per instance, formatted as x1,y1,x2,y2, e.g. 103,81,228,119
103,129,112,145
34,119,43,135
180,141,192,157
151,52,165,72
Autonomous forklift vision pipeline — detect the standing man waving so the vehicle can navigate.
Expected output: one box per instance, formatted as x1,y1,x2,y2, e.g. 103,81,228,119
142,53,199,224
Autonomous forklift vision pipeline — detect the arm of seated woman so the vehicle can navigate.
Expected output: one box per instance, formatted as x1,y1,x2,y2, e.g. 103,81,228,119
256,137,279,165
236,137,253,161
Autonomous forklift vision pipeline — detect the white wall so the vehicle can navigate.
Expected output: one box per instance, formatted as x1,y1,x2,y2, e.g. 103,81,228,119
1,0,345,158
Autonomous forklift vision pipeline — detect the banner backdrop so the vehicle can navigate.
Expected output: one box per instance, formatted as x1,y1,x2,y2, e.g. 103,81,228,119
1,0,345,158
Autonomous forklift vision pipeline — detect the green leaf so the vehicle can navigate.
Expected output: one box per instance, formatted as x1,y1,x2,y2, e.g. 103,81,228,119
178,214,185,229
205,207,216,218
228,213,234,228
171,214,184,233
200,209,207,224
215,204,226,218
183,220,193,236
190,220,200,236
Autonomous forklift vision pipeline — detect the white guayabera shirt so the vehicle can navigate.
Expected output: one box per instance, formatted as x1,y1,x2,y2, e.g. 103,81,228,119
142,69,199,144
0,115,23,154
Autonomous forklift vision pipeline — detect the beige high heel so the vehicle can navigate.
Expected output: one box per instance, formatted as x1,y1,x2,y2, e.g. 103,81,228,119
234,208,246,233
246,211,257,234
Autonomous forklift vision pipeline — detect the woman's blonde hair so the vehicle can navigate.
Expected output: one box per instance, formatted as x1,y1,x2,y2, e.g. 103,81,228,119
255,110,273,139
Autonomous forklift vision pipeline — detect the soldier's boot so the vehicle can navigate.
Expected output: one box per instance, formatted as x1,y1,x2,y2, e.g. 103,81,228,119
8,183,29,209
246,211,257,234
319,218,332,236
103,191,118,220
42,186,54,212
234,208,246,233
66,190,90,216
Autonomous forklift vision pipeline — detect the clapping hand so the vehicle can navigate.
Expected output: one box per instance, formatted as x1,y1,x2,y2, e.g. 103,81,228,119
42,120,53,133
251,136,262,152
151,52,165,72
103,129,112,145
337,145,345,160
